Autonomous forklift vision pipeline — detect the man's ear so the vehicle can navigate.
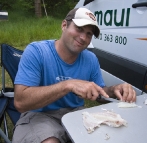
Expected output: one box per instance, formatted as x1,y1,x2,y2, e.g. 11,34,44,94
61,20,67,31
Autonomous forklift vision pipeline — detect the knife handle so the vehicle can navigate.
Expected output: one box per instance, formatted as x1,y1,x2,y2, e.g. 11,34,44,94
96,94,111,103
96,94,102,101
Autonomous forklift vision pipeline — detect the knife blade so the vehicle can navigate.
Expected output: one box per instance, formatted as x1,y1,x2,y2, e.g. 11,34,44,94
96,94,120,103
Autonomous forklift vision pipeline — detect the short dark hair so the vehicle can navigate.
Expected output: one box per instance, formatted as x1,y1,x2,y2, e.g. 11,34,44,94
66,19,72,27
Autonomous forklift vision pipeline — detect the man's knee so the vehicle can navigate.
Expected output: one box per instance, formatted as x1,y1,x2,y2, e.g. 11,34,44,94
41,137,60,143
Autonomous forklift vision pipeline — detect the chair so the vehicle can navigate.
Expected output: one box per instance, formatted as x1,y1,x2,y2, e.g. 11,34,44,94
0,43,23,143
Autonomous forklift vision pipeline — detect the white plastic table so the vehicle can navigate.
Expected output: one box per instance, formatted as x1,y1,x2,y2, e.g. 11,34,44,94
62,94,147,143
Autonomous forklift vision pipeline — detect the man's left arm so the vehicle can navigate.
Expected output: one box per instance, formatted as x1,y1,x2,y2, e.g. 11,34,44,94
103,83,136,103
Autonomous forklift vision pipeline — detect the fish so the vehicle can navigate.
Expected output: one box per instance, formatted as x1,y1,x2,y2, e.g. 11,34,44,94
82,110,127,133
117,102,138,108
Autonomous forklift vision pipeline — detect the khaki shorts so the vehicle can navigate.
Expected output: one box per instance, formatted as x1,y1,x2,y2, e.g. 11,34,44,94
12,107,85,143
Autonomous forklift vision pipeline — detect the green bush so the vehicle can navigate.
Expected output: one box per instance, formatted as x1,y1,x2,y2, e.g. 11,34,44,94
0,0,77,18
45,0,77,18
0,0,16,10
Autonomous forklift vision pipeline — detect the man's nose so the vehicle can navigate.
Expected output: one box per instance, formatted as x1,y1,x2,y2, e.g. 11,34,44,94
79,33,87,40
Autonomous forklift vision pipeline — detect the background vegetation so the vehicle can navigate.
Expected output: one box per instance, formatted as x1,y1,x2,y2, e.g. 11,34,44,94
0,1,101,142
0,0,79,48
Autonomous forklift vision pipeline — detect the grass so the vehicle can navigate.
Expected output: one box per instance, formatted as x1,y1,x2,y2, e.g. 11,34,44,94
0,10,101,142
0,11,62,49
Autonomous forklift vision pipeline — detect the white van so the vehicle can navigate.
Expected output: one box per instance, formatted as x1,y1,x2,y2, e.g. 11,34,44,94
75,0,147,95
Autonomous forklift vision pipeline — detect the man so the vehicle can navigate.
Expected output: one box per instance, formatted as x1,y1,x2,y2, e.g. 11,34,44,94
13,7,136,143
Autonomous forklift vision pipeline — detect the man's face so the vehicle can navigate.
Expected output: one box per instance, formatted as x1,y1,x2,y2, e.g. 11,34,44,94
61,20,94,54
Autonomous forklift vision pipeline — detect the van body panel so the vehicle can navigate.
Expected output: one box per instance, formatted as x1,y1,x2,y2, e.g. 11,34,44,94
75,0,147,95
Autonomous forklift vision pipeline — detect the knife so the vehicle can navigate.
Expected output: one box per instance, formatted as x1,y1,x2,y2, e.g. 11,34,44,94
96,94,120,103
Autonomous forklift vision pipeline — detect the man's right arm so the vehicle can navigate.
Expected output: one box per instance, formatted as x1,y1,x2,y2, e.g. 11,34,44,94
14,80,71,113
14,79,108,113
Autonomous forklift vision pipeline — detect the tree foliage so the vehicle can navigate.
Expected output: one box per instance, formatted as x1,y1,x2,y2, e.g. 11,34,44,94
44,0,77,18
0,0,77,18
0,0,16,10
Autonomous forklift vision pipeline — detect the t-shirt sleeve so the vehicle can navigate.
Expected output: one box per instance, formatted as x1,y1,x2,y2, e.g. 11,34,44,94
14,43,42,86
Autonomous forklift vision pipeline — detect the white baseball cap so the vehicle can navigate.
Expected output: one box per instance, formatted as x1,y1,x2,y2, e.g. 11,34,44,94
65,7,100,38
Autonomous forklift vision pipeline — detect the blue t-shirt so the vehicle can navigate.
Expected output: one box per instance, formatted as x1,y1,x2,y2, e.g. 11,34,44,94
15,40,105,111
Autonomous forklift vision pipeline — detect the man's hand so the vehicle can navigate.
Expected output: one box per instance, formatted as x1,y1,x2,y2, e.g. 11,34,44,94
104,83,136,103
70,79,109,100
